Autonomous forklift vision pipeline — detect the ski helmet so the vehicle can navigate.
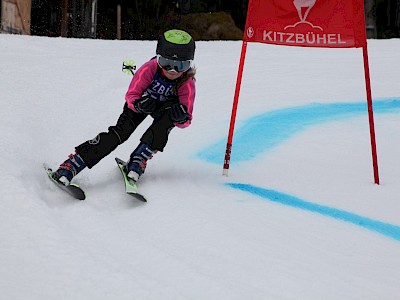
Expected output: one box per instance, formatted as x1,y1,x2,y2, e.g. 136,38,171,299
156,29,195,61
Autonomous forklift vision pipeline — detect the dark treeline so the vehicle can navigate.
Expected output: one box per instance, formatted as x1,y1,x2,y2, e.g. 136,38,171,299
29,0,400,39
375,0,400,38
30,0,248,39
97,0,248,40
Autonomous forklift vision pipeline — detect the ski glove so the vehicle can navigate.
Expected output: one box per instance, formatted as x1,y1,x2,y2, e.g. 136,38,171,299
134,95,157,114
170,103,190,124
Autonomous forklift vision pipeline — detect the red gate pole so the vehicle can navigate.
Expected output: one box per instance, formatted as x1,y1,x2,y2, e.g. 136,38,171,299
223,41,248,176
362,44,380,184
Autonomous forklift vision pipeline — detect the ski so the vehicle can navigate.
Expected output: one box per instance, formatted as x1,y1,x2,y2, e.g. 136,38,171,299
44,164,86,200
115,158,147,202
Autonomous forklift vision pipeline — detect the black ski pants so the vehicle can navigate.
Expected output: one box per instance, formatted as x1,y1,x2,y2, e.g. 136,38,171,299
75,103,175,168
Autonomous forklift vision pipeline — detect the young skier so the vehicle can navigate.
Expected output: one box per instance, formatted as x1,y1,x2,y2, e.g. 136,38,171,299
52,29,196,186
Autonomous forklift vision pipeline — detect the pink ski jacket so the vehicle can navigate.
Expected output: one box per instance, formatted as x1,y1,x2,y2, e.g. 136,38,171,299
125,58,196,128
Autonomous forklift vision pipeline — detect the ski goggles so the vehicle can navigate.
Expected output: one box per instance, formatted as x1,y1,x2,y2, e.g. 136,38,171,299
157,55,192,73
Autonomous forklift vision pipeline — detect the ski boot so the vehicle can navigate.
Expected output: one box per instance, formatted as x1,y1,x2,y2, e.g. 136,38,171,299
126,143,156,182
53,152,87,186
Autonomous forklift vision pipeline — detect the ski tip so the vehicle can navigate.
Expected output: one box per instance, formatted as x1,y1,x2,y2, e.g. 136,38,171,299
115,157,126,165
43,163,52,172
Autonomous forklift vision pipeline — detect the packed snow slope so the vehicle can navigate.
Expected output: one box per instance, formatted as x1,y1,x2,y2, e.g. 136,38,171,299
1,34,400,299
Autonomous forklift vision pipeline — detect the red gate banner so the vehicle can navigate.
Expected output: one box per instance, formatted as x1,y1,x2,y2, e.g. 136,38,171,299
224,0,379,184
244,0,366,48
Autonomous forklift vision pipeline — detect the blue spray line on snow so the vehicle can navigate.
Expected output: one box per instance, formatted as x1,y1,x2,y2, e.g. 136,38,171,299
198,98,400,164
227,183,400,241
197,98,400,241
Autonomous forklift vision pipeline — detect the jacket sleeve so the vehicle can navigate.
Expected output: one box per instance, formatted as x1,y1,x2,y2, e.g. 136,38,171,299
175,78,196,128
125,59,157,112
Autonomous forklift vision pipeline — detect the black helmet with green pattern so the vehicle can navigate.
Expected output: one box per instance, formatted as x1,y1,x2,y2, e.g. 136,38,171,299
156,29,195,61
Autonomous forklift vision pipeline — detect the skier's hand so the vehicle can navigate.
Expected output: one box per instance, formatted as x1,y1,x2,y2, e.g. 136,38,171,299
134,95,157,114
170,103,190,124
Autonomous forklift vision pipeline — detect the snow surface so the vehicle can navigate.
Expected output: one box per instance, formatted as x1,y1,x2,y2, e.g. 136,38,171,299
1,34,400,299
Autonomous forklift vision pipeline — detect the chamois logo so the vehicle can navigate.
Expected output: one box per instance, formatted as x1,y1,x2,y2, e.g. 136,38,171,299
284,0,322,31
